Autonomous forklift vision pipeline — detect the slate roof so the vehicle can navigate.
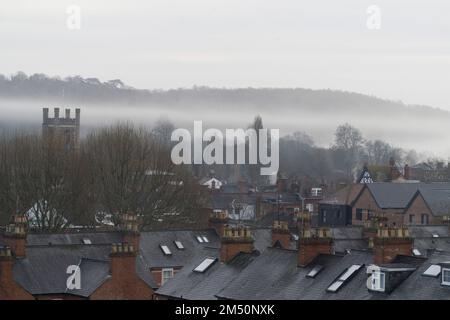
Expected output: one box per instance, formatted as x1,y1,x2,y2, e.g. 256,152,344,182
139,229,220,269
12,242,158,297
388,250,450,300
26,232,123,247
366,183,422,209
156,248,258,300
13,244,111,296
408,225,450,238
417,186,450,216
320,184,364,206
216,248,376,300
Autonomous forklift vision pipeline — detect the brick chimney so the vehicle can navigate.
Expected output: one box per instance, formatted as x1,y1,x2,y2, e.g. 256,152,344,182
0,247,13,284
404,164,410,180
0,246,32,300
118,212,140,252
272,220,291,249
298,228,333,267
110,243,137,278
220,226,254,263
373,227,413,264
237,179,247,194
3,214,27,258
208,210,229,237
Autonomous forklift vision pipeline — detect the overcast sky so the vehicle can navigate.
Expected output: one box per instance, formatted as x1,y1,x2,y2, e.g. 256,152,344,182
1,0,450,110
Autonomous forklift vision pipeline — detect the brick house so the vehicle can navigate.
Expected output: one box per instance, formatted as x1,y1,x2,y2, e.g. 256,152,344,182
403,187,450,225
350,183,450,227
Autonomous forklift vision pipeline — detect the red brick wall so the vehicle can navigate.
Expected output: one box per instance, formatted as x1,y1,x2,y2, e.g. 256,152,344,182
0,259,34,300
271,231,291,249
352,188,404,226
151,267,181,288
90,254,154,300
403,194,442,225
373,238,413,264
3,237,26,258
220,241,253,263
298,239,332,267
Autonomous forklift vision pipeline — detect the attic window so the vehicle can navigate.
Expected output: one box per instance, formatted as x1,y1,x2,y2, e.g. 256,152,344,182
327,265,363,293
442,268,450,286
196,236,204,243
306,265,324,278
433,234,439,238
339,265,362,281
160,244,172,255
82,238,92,245
422,265,441,277
369,271,386,292
194,257,217,273
174,241,184,250
413,249,421,256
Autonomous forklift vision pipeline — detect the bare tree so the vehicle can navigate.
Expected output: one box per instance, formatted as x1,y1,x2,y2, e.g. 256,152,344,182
86,123,205,228
333,123,365,179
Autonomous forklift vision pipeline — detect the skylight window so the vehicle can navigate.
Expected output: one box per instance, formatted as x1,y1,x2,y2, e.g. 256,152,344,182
174,241,184,250
423,265,441,277
202,236,209,243
433,234,439,238
193,257,217,273
160,244,172,255
327,265,362,293
306,265,324,278
82,238,92,245
339,265,362,281
327,281,344,292
196,236,204,243
413,249,421,256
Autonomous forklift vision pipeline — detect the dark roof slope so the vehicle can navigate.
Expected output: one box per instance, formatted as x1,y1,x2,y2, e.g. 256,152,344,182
417,186,450,216
13,245,111,296
139,229,220,268
366,183,422,209
157,248,258,300
217,248,375,300
320,184,364,206
26,232,123,247
388,250,450,300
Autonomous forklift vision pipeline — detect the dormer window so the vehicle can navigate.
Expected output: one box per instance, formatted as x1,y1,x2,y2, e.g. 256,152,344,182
442,268,450,286
370,271,386,292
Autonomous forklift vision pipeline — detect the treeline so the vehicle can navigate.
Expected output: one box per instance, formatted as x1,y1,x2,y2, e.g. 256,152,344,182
1,72,445,120
0,123,206,231
193,118,426,192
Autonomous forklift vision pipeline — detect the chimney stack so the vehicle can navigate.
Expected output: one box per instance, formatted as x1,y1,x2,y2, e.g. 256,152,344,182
3,214,27,258
118,212,140,251
43,108,49,123
0,246,13,283
271,220,290,249
298,228,333,267
65,108,71,119
0,246,33,300
75,108,81,125
209,210,229,237
220,226,254,263
54,107,60,119
110,242,137,280
373,227,413,264
404,164,410,180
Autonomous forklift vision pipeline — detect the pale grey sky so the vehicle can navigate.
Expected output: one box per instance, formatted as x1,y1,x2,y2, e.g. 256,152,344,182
1,0,450,109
